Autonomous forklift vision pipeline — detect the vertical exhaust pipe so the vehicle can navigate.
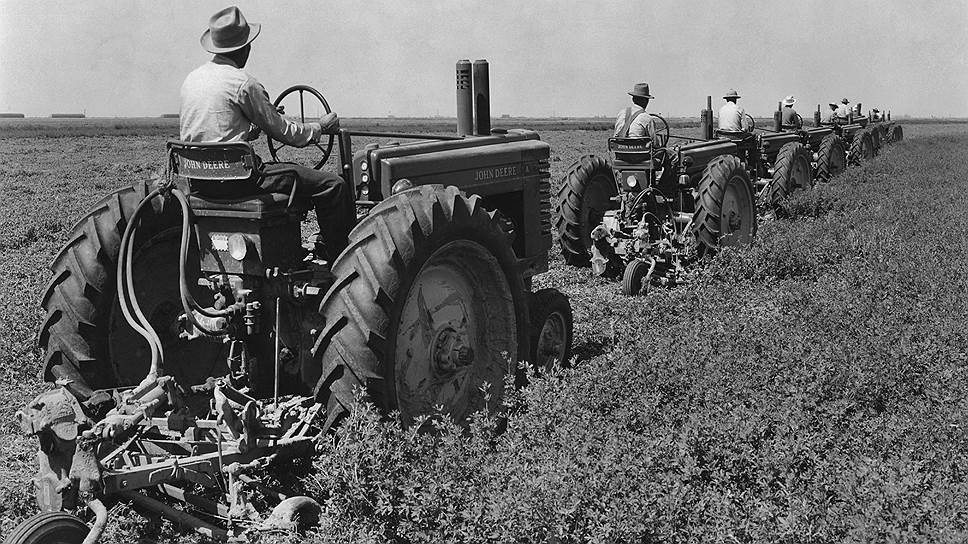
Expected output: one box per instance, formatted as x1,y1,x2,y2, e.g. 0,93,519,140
700,95,713,140
456,59,473,137
774,101,782,131
814,104,821,127
473,59,491,135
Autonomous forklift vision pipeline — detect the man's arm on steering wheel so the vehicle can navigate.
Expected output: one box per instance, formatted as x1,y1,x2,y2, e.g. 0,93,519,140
236,76,324,147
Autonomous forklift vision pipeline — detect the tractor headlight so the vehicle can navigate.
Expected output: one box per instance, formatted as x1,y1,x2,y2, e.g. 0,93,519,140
625,175,638,189
392,178,414,195
228,234,250,261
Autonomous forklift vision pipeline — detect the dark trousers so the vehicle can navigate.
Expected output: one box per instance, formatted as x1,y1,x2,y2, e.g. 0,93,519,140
259,163,355,257
191,163,355,258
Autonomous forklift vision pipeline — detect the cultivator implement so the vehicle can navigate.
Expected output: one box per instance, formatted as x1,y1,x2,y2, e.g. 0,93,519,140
17,376,324,541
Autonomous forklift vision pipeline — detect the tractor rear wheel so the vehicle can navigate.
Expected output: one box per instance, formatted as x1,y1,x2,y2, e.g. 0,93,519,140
869,127,882,155
528,288,573,372
555,155,617,267
890,125,903,142
849,131,874,165
39,181,227,401
311,185,529,429
3,512,89,544
761,142,811,209
815,134,847,183
692,155,756,257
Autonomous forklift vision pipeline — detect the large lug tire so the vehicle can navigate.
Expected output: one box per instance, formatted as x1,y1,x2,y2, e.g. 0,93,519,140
555,155,618,267
869,127,882,155
311,185,529,429
890,125,903,142
692,155,756,257
528,288,573,372
849,130,874,166
38,181,227,400
815,134,847,183
760,142,811,209
3,512,90,544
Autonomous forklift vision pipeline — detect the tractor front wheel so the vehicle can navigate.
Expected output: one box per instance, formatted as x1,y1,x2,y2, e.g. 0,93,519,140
692,155,756,257
555,155,618,267
528,288,573,372
815,134,847,183
311,185,529,429
890,125,904,142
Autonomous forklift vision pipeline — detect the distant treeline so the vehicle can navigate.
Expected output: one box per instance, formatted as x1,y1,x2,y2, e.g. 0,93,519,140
50,113,86,118
0,113,24,118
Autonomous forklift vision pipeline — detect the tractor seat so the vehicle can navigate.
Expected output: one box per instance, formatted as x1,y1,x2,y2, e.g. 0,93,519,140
715,129,755,143
167,139,311,216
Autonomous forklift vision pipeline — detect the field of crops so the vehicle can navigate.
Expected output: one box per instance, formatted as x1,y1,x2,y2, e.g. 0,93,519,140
1,120,967,542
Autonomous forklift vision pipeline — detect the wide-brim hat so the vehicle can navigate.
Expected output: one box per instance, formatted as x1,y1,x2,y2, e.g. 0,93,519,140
828,102,838,107
628,83,654,99
841,98,849,104
783,95,796,106
201,6,261,54
723,89,741,99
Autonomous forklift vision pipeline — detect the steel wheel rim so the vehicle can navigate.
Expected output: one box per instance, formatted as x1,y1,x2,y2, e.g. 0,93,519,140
108,229,228,386
394,240,515,424
719,174,753,247
536,311,568,369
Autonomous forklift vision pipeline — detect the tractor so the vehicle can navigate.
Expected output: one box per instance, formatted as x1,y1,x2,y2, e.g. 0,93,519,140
811,104,876,166
11,60,573,542
556,95,760,296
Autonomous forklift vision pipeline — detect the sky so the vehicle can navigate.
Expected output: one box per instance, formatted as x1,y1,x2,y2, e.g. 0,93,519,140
1,1,966,118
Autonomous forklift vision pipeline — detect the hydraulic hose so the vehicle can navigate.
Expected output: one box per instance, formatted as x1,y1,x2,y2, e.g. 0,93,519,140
170,188,232,336
117,187,165,379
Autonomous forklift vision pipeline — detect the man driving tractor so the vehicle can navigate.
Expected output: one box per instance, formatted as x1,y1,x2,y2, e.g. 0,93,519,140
180,6,353,261
717,89,751,133
614,82,661,145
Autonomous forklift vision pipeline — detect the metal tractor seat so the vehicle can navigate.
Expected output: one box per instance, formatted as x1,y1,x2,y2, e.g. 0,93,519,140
166,140,310,217
608,137,654,164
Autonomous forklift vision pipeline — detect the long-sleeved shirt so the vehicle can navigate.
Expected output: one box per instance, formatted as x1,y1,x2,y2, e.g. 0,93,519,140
835,104,851,119
180,56,322,146
614,107,657,139
825,110,840,123
781,106,799,127
718,102,746,132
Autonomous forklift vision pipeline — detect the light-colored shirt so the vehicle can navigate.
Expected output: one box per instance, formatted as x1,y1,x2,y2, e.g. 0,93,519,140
180,56,322,146
835,104,850,119
825,110,839,123
717,102,746,132
781,107,799,127
613,107,657,139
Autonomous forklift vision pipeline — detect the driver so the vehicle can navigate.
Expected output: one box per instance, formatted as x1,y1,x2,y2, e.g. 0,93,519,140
780,95,800,128
180,6,353,261
717,89,751,133
614,82,661,145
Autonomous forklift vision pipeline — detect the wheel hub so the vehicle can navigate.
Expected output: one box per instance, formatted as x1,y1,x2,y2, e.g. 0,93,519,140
432,326,474,375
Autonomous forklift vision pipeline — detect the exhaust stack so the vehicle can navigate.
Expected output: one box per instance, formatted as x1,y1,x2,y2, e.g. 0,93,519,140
700,96,714,140
456,60,473,137
455,58,492,136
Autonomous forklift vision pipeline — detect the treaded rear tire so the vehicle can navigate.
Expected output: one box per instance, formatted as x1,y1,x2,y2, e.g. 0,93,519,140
2,512,89,544
310,185,529,429
849,130,874,166
554,155,617,267
760,142,811,209
890,125,903,142
528,288,573,371
815,134,847,183
692,155,756,257
38,180,178,399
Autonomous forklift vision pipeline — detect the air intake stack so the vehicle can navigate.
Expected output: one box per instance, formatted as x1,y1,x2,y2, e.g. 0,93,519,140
455,58,492,136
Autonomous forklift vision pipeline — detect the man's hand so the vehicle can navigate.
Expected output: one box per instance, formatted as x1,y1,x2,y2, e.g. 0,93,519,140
319,112,340,134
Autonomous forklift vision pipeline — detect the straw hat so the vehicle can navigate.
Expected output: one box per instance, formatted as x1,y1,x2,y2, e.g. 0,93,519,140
201,6,261,54
723,89,741,99
782,95,796,106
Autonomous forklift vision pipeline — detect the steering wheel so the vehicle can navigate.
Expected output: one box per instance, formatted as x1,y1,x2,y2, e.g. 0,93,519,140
267,85,335,170
744,113,756,132
649,113,671,147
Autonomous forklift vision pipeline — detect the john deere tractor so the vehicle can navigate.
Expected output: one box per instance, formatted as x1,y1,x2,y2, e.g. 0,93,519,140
13,61,573,542
556,96,759,296
812,104,876,166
